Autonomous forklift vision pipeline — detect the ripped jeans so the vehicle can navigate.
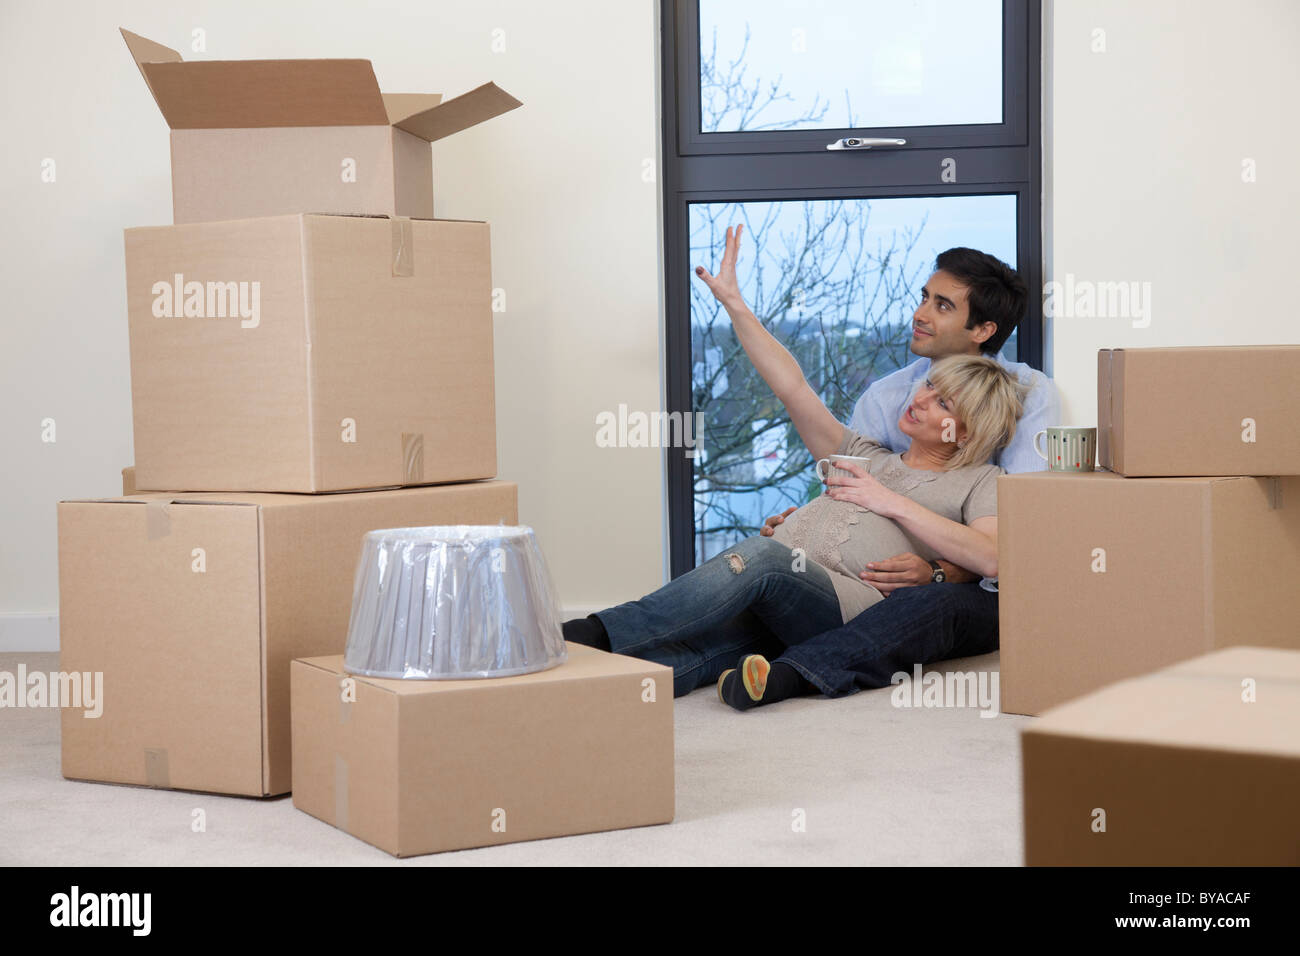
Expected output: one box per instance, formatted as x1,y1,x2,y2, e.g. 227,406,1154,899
592,535,844,697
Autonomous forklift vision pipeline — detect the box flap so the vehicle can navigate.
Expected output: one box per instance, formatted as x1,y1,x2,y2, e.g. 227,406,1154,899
121,28,516,134
145,59,389,129
382,93,443,125
120,27,183,111
392,82,522,142
121,28,388,129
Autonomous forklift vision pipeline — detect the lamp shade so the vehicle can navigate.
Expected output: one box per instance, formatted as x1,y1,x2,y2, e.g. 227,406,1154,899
343,525,566,679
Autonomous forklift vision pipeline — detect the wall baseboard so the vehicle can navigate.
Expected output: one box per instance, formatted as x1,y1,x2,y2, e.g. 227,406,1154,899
0,613,59,652
560,605,605,620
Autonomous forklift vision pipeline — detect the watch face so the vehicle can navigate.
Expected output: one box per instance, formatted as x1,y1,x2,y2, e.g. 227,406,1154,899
931,565,946,583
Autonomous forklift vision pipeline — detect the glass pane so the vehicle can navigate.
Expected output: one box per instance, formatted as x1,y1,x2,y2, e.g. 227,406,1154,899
699,0,1004,133
688,195,1016,564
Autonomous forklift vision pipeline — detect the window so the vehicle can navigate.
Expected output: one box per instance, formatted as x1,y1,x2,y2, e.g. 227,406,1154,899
661,0,1042,573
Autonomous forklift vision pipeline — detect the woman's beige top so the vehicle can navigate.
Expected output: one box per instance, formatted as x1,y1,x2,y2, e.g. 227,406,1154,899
769,424,1001,623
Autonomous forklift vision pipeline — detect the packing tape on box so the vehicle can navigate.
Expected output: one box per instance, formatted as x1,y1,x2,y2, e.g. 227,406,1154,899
1269,477,1283,510
334,756,349,830
401,433,425,483
145,499,173,540
391,216,414,277
144,747,170,788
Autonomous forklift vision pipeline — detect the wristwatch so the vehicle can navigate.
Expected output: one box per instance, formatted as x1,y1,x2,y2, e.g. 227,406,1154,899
928,560,946,583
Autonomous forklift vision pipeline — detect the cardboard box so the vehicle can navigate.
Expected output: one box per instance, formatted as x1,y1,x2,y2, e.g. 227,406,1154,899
124,214,495,492
1098,346,1300,476
291,646,675,856
1022,647,1300,865
121,466,135,496
58,480,518,797
998,470,1300,716
120,29,521,223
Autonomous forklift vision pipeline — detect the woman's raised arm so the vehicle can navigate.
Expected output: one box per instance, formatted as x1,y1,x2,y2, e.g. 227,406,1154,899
695,224,844,463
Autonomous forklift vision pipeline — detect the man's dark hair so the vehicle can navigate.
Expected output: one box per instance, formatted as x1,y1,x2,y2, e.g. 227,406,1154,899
933,247,1027,356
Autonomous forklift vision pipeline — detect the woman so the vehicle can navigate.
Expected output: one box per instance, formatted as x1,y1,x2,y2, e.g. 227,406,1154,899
562,225,1027,709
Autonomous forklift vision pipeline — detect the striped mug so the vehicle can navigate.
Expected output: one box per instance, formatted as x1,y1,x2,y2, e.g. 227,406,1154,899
1034,427,1096,472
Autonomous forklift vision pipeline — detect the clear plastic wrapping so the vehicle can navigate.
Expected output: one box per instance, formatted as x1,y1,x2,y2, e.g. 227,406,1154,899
342,525,567,680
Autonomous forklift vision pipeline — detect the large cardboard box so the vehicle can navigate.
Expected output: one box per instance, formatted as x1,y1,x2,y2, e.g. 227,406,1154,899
124,214,495,492
120,29,521,223
1098,346,1300,476
1022,647,1300,866
291,646,675,856
58,480,518,796
998,470,1300,716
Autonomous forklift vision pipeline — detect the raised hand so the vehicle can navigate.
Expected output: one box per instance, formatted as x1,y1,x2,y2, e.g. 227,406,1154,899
693,224,745,310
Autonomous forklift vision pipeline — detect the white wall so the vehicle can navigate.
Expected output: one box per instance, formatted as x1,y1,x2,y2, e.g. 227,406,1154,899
1044,0,1300,419
0,0,665,649
5,0,1299,649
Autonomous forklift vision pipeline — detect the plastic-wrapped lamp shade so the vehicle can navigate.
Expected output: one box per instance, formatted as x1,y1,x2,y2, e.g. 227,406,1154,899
343,525,567,680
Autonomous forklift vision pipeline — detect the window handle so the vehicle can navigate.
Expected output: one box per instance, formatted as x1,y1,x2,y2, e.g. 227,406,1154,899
826,137,907,150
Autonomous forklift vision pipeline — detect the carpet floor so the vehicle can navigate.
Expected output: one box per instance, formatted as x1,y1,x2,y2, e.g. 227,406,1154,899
1,650,1028,866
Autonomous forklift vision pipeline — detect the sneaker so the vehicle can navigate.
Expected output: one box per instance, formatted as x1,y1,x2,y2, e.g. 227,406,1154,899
740,654,770,701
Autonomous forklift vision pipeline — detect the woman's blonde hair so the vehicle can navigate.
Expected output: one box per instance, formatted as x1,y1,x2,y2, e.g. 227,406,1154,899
925,354,1030,470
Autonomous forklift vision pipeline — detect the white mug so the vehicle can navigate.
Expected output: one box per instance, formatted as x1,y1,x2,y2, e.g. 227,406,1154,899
815,455,872,483
1034,426,1097,472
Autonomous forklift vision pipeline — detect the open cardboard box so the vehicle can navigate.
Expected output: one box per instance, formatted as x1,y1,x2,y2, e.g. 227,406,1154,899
120,28,522,223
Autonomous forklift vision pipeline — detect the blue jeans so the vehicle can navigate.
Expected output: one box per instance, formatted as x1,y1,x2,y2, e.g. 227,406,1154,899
593,535,844,698
777,581,1000,697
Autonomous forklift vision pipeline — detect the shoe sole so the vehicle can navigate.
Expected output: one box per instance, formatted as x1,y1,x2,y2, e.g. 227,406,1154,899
717,669,735,704
740,655,770,701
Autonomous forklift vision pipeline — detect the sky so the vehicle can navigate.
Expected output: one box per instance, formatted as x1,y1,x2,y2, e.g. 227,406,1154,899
699,0,1003,130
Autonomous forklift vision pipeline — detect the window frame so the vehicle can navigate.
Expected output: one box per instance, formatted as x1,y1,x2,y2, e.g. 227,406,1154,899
660,0,1043,578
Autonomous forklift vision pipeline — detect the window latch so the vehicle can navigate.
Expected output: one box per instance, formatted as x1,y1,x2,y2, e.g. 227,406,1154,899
826,137,907,151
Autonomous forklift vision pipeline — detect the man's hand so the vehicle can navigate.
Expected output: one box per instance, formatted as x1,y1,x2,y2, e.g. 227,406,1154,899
694,224,746,311
760,507,798,537
861,553,934,595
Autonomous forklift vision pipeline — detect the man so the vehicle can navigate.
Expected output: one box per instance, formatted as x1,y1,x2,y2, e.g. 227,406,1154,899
745,244,1060,704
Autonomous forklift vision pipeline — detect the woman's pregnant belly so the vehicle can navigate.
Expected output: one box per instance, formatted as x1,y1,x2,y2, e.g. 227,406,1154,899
769,495,918,578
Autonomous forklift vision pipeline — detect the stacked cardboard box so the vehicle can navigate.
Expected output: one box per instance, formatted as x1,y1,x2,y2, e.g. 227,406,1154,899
999,346,1300,716
59,29,673,858
1022,646,1300,865
59,30,525,796
291,646,675,856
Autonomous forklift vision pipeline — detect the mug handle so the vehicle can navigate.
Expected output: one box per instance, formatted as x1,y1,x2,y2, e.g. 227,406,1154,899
1033,430,1049,462
816,458,831,482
